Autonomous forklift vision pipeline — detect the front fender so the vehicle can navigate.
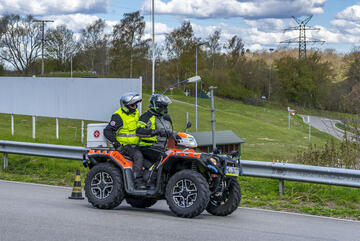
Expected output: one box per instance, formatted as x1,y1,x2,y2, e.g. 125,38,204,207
86,149,133,170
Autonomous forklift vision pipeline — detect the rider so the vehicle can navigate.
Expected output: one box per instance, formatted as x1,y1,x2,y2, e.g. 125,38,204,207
103,92,145,187
136,94,176,163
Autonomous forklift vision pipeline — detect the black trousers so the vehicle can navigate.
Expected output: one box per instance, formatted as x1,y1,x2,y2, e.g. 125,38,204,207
139,146,164,165
124,145,144,178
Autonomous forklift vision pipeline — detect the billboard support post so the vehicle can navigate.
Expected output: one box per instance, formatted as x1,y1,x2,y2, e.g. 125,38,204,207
11,114,14,136
81,120,84,143
56,118,59,139
32,116,36,139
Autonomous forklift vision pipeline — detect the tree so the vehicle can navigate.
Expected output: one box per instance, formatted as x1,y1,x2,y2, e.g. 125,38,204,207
79,19,108,75
111,11,149,77
0,14,41,75
275,53,332,107
224,35,244,66
165,21,196,81
344,49,360,90
45,25,78,71
206,30,221,72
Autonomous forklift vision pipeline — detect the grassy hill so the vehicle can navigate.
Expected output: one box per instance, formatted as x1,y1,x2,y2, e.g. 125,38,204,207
165,91,337,161
0,90,359,220
0,90,337,161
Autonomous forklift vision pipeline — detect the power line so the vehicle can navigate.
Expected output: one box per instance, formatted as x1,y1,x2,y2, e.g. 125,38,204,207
33,19,54,75
280,16,325,58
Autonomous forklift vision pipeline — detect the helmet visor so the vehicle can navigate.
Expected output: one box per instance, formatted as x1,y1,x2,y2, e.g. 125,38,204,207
157,95,172,106
122,92,142,105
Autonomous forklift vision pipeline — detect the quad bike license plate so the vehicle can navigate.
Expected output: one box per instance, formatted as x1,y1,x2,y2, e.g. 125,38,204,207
225,166,240,176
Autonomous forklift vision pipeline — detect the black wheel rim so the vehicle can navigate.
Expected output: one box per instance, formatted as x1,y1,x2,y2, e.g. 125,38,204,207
90,172,114,200
172,179,198,208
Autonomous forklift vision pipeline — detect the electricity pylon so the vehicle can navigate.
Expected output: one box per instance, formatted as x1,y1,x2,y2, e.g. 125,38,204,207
281,16,325,58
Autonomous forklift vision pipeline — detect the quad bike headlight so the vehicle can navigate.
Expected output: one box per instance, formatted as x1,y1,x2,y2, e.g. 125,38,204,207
209,157,217,165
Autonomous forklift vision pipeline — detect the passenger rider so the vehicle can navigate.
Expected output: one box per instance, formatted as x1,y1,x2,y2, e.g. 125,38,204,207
103,92,145,188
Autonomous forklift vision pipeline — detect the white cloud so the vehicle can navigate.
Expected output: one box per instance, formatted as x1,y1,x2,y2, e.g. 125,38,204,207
244,19,285,32
47,14,99,33
145,21,173,35
43,14,117,36
141,0,325,19
323,3,360,45
0,0,110,16
335,4,360,22
330,19,360,35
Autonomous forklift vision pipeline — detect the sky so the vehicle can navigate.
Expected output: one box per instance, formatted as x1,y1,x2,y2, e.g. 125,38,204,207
1,0,360,53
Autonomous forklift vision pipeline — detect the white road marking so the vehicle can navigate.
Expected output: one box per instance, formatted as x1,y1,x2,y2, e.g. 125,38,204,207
0,179,72,189
239,206,360,223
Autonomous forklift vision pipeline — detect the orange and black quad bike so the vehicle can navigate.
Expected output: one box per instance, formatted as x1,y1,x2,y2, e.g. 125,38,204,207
83,131,242,218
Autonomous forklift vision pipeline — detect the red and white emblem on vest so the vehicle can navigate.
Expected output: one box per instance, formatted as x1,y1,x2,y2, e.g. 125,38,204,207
94,130,100,138
110,121,116,126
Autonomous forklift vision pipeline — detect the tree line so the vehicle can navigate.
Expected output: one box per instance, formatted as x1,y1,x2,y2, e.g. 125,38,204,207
0,12,359,113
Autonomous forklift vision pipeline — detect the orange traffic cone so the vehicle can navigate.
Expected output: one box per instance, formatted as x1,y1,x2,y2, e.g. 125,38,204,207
69,169,84,200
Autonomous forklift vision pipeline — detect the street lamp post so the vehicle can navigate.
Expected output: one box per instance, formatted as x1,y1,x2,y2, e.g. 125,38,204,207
162,76,201,95
195,46,198,133
152,0,155,94
33,19,54,75
209,86,217,151
70,55,73,78
269,48,274,100
195,42,206,133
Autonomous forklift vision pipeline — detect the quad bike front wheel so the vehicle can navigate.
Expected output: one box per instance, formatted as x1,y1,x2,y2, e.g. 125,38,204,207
206,177,241,216
126,196,157,208
84,162,125,209
165,169,210,218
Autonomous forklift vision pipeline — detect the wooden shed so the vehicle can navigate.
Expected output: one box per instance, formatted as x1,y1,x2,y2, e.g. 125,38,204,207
190,130,245,155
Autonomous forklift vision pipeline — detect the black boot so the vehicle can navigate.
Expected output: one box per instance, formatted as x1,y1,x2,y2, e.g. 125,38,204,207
134,177,147,189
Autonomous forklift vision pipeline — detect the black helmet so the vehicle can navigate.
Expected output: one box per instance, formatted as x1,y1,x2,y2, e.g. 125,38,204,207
120,92,142,113
149,94,171,115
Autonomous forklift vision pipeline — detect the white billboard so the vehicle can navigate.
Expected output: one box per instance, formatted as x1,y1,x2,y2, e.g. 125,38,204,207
0,77,142,121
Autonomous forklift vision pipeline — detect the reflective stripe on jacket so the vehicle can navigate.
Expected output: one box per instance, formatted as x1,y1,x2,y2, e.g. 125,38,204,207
114,108,139,145
137,110,172,150
138,115,156,146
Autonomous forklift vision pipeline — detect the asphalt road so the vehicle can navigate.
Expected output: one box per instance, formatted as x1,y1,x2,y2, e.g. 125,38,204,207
0,180,359,241
299,115,345,140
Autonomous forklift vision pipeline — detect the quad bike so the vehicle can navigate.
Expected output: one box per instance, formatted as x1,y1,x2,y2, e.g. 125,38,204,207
83,123,242,218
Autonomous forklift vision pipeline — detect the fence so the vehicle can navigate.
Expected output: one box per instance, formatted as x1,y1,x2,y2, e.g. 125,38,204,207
1,140,360,195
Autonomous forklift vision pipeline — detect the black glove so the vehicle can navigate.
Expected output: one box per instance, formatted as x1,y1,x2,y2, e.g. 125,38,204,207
112,142,124,153
166,129,174,138
158,129,168,137
112,142,120,148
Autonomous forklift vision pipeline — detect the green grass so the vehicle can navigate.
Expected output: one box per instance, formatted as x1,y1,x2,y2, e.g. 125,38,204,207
165,91,338,161
1,90,360,220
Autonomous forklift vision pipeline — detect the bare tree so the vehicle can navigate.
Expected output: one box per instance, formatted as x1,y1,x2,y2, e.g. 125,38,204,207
206,30,221,72
111,11,149,78
165,21,195,81
45,25,78,71
79,19,107,74
0,14,42,75
224,35,244,66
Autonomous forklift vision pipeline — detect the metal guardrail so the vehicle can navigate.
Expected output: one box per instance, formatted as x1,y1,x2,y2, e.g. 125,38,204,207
1,140,360,194
0,141,85,165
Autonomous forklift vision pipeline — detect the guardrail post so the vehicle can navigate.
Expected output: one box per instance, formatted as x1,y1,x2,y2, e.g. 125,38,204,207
279,179,284,196
3,153,8,170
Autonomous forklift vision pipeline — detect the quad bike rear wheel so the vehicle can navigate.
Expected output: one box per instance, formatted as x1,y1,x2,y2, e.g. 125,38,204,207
126,196,157,208
84,162,125,209
165,169,210,218
206,177,241,216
